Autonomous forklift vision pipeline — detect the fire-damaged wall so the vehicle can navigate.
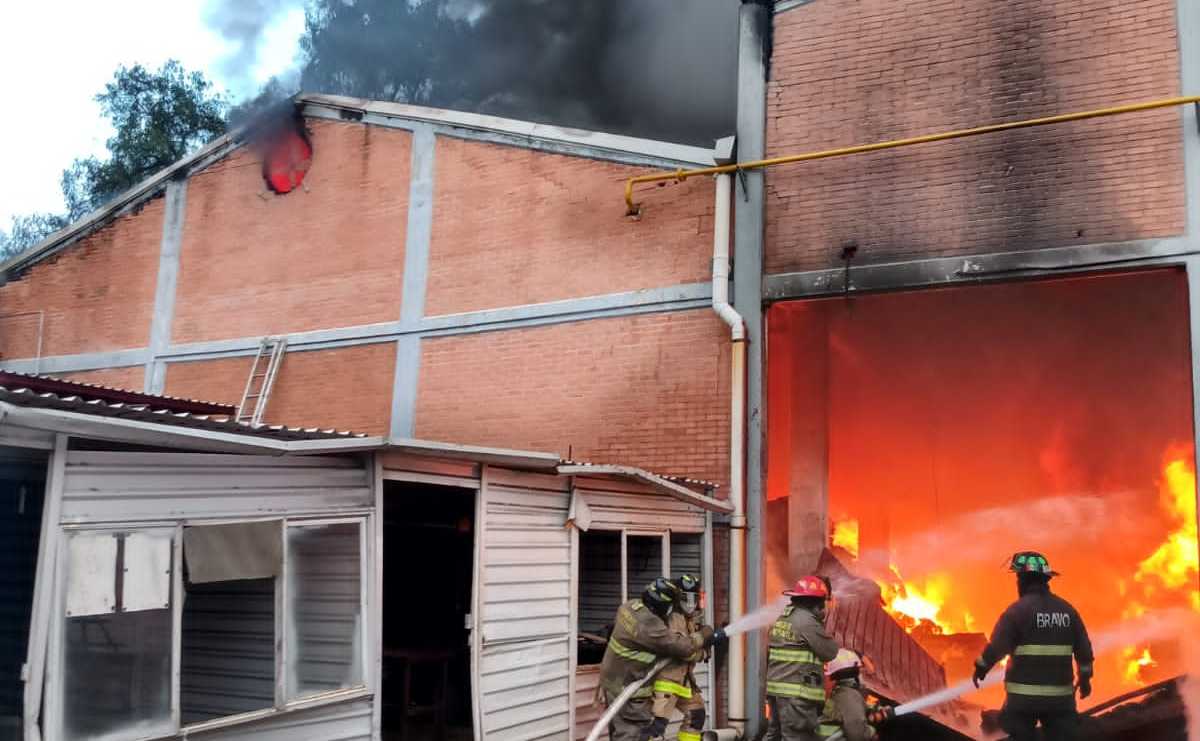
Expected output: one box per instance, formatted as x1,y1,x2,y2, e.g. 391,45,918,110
765,269,1197,720
766,0,1184,273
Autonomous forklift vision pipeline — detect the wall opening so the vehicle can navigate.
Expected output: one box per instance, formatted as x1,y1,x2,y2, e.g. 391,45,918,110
578,531,621,665
765,269,1198,733
383,481,475,741
0,447,45,741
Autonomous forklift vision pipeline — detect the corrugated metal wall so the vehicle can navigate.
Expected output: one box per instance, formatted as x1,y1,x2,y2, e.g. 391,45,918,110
181,578,275,725
60,452,372,523
479,472,572,741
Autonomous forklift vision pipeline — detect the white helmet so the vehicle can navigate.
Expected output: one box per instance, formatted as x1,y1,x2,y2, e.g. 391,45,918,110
826,648,863,677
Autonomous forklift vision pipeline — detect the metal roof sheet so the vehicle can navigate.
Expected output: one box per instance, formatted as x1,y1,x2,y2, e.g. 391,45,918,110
0,371,235,415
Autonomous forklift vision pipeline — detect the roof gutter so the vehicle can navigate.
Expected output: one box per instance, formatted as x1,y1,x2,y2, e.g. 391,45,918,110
557,463,734,513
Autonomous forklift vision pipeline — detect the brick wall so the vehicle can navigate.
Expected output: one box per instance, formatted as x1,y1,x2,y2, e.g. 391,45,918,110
425,136,715,316
766,0,1184,274
415,310,732,485
172,119,411,343
57,367,146,391
163,343,396,435
0,199,165,358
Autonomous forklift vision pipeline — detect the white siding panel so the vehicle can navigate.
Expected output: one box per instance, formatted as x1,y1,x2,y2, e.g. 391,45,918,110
480,481,572,741
60,452,372,523
184,697,373,740
575,487,706,533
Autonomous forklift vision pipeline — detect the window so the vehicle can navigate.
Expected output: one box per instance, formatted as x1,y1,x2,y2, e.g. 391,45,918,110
287,522,364,699
60,531,174,740
576,530,705,665
53,518,367,741
181,522,282,723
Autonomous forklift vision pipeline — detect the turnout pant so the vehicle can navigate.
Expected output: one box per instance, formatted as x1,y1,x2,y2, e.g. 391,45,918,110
999,703,1079,741
765,696,823,741
606,694,654,741
649,684,706,741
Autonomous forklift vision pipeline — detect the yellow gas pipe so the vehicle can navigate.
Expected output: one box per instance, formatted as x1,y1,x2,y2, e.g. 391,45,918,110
624,95,1200,214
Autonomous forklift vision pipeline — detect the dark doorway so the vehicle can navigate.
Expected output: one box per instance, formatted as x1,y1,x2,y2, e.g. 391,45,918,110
0,447,47,741
383,481,475,741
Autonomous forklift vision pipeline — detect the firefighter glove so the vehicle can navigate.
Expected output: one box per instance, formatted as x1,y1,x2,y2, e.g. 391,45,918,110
1078,676,1092,700
697,624,716,646
972,659,989,688
867,706,894,726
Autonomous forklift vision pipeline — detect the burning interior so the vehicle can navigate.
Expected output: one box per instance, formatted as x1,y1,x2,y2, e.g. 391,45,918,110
765,269,1200,736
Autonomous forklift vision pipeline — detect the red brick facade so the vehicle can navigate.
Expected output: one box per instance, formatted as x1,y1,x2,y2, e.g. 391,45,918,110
172,119,411,342
415,310,732,485
0,199,165,358
766,0,1185,274
426,136,715,316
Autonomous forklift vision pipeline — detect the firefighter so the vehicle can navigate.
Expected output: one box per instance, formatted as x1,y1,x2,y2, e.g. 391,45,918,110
972,552,1094,741
816,649,894,740
600,577,716,741
648,574,715,741
766,575,841,741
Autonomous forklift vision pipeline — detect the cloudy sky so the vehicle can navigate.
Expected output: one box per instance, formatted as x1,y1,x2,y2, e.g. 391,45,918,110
0,1,305,227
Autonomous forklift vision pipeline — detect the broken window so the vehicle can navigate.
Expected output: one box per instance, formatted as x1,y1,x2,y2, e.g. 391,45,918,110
61,530,174,740
625,534,665,599
577,531,621,665
180,522,282,723
286,522,364,699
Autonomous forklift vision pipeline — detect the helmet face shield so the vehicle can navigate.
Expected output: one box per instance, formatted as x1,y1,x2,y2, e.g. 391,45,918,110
680,591,699,615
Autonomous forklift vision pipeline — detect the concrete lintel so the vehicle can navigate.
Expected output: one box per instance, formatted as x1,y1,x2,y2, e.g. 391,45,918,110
418,282,712,334
5,284,715,372
1,349,149,376
1179,0,1200,237
145,179,187,393
302,100,717,170
764,237,1197,300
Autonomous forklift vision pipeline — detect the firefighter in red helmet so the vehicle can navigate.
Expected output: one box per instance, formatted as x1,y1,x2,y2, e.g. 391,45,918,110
765,576,840,741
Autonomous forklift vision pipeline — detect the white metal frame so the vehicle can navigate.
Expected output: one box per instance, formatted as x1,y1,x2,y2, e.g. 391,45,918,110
42,513,372,741
23,435,65,741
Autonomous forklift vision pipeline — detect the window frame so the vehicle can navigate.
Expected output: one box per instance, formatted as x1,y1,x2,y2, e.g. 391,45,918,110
46,514,372,741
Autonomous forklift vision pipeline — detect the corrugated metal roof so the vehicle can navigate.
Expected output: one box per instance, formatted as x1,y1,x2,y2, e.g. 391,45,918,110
559,459,719,491
0,371,235,415
0,375,366,442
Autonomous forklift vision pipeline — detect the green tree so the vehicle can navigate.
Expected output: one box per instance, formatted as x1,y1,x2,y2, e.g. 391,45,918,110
2,60,228,257
61,60,228,220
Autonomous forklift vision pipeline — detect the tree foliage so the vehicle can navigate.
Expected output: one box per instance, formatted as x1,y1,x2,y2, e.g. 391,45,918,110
62,60,228,220
1,60,228,256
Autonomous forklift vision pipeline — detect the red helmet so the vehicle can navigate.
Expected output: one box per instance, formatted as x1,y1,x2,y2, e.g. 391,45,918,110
783,575,830,599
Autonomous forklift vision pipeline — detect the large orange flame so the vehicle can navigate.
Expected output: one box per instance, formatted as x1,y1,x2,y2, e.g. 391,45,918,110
832,518,860,559
1135,458,1199,593
1122,647,1157,686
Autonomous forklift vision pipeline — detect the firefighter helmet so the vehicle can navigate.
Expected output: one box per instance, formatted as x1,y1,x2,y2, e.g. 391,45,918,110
783,575,831,599
826,648,863,677
674,573,703,615
643,577,680,614
1009,551,1059,577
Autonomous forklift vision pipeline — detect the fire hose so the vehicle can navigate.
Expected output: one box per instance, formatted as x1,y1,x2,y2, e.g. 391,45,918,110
584,658,672,741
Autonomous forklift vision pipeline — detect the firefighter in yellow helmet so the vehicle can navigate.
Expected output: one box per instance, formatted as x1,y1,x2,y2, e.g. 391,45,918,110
765,576,840,741
599,577,717,741
648,574,718,741
816,649,894,740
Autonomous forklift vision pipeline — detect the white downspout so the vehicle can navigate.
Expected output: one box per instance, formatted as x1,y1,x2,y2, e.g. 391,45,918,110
712,172,747,735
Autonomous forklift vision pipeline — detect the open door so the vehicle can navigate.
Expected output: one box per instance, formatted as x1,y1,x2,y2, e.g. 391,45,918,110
382,481,476,741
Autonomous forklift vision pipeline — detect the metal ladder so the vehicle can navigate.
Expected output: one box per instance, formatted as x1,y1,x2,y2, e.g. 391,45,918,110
236,337,287,426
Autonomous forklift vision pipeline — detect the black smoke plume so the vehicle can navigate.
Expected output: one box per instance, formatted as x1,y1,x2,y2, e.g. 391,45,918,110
206,0,738,146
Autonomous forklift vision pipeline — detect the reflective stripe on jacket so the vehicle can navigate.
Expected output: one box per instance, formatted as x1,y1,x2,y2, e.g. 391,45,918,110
765,604,839,702
976,586,1094,711
599,599,704,699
